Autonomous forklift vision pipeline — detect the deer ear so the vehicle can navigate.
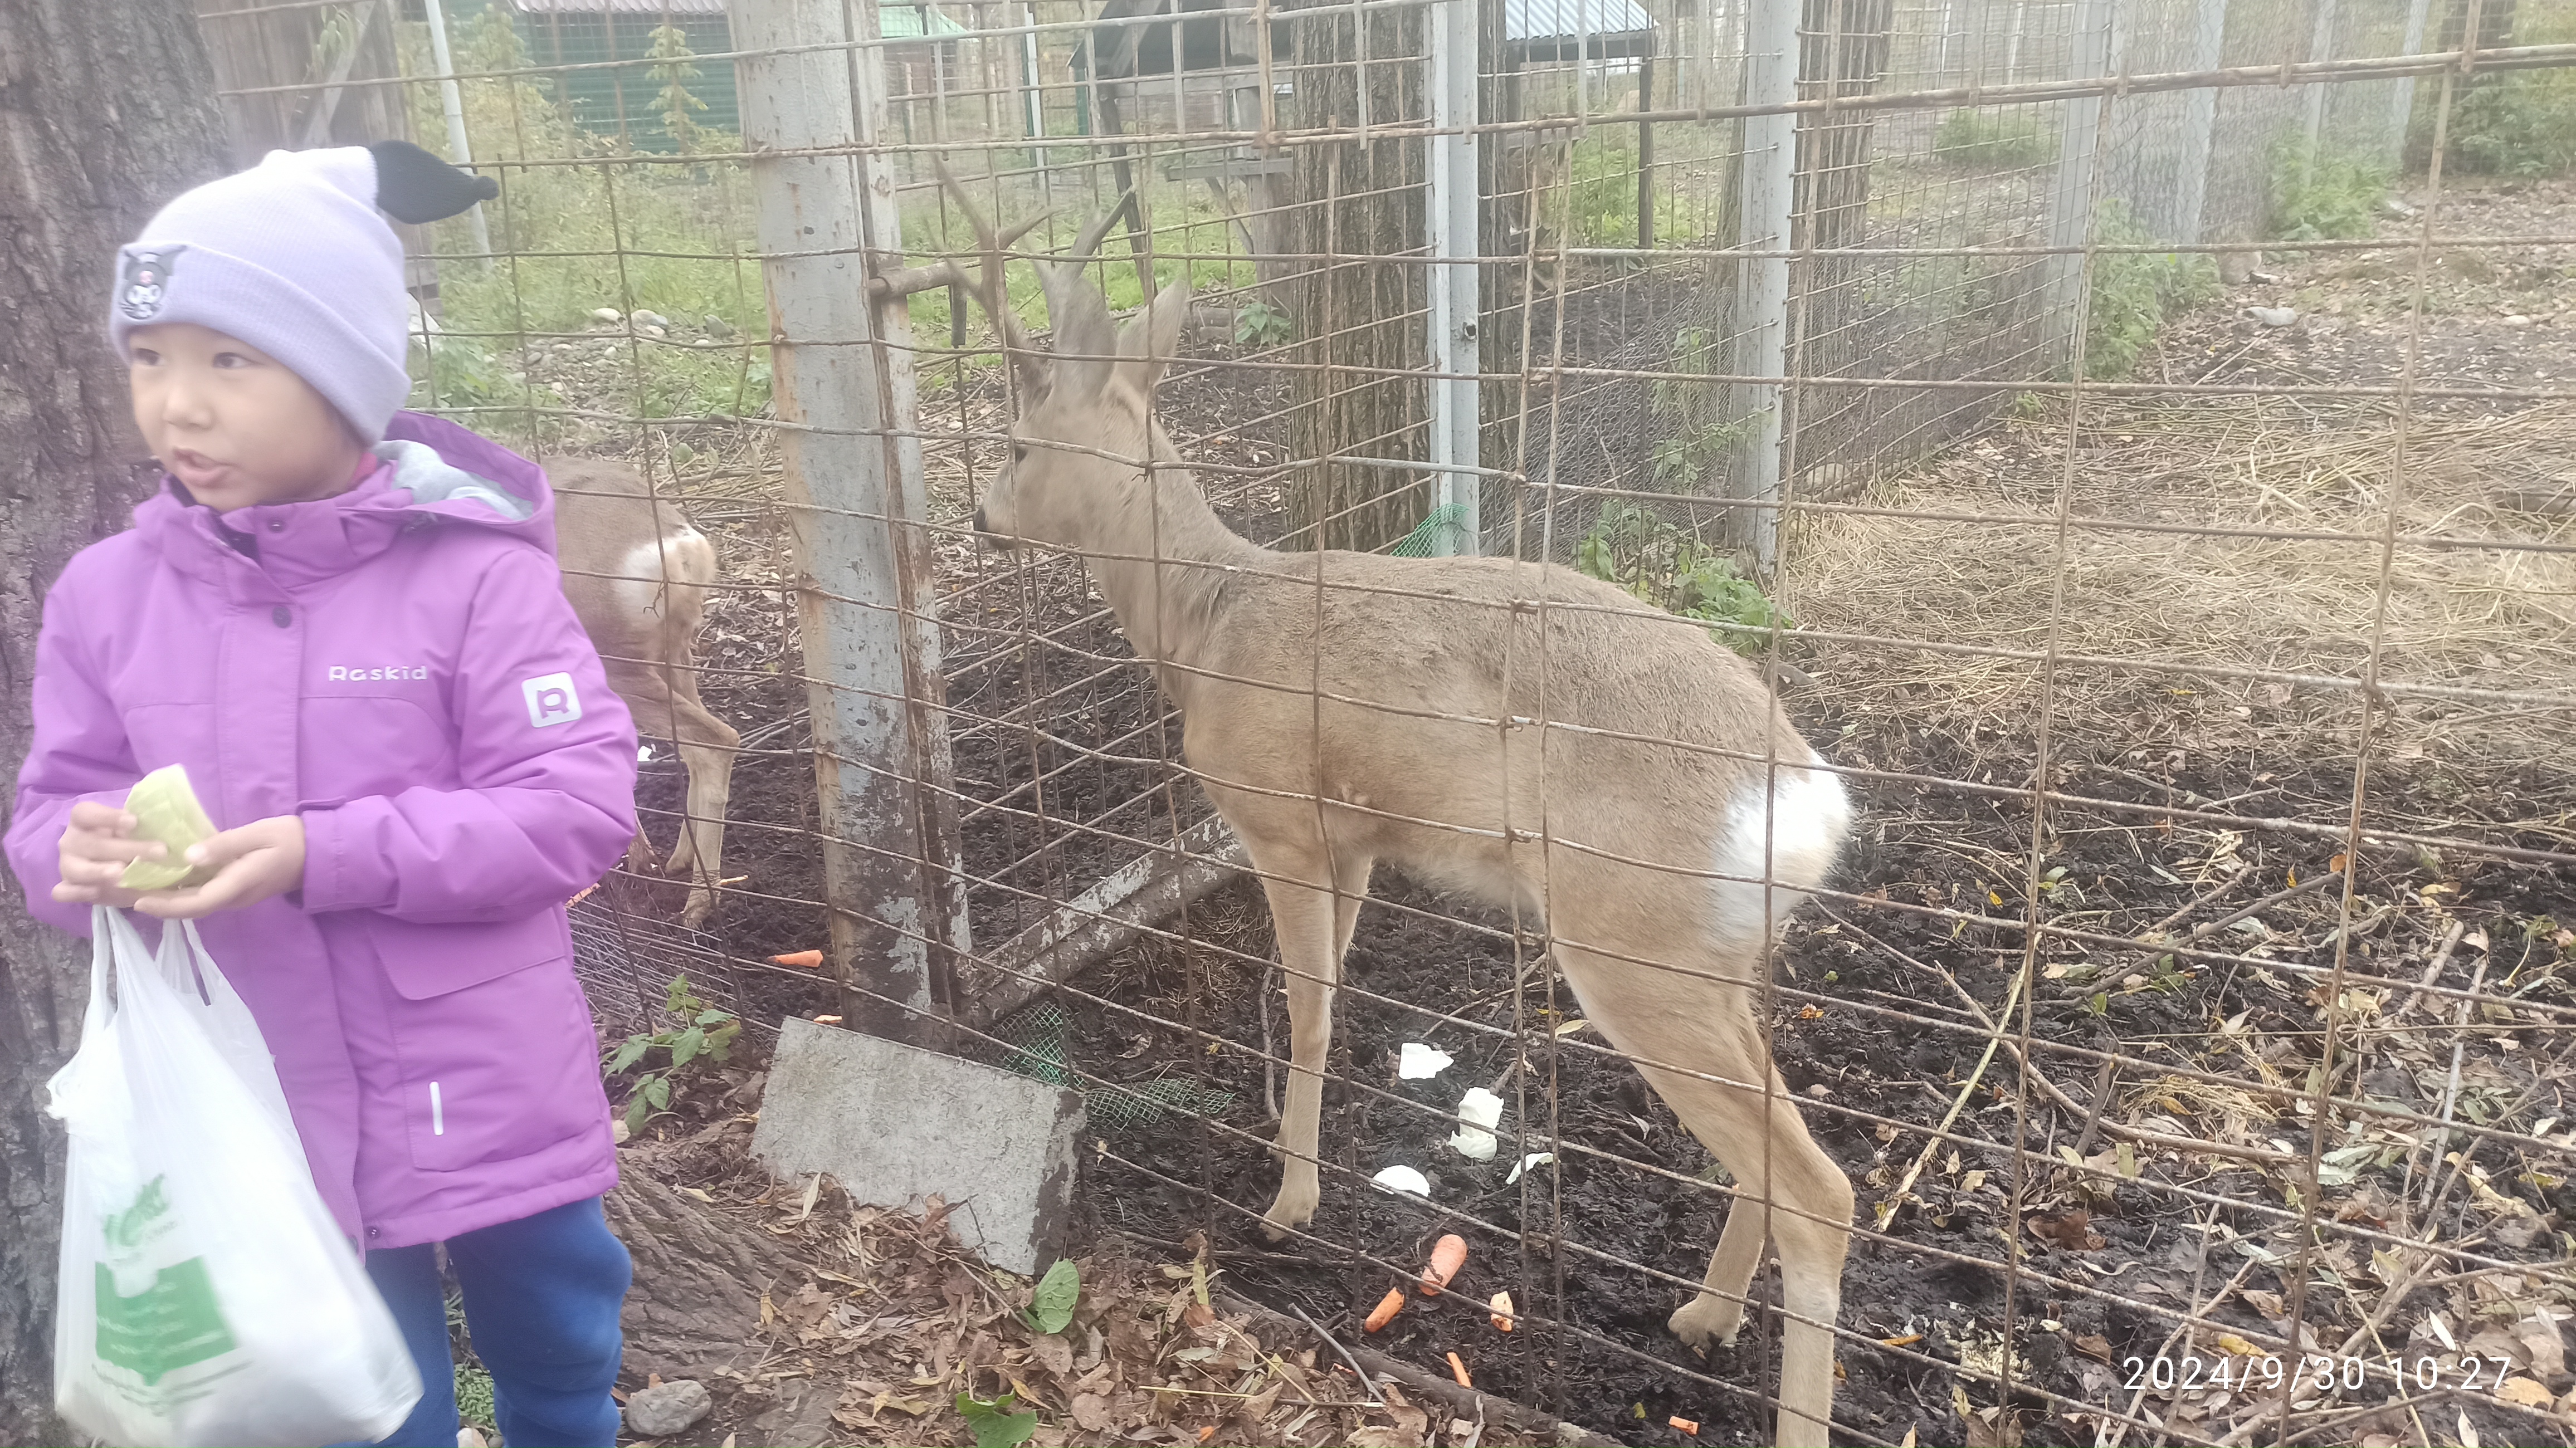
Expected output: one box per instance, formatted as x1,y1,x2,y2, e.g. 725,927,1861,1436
1113,273,1193,395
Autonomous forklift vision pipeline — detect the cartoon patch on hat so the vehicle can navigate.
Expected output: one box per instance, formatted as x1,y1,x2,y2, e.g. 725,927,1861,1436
117,247,186,322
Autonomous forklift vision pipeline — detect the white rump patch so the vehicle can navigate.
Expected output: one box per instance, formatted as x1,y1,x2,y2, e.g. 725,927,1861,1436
615,533,703,622
1712,747,1852,940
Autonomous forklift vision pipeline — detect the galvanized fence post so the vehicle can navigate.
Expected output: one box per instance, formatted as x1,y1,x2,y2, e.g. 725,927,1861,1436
1730,0,1796,571
2042,0,2115,371
2301,0,2342,179
730,0,973,1043
2388,0,2433,168
1427,0,1482,554
2176,0,2228,243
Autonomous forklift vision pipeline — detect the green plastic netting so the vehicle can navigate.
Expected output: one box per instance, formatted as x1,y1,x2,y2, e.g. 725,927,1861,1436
979,1000,1235,1131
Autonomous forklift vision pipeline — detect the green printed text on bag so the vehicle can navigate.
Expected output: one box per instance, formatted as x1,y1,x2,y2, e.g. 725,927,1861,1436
94,1177,236,1387
95,1259,236,1386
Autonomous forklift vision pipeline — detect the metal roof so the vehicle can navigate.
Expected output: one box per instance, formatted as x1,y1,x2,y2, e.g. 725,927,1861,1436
508,0,727,14
506,0,963,31
1502,0,1653,43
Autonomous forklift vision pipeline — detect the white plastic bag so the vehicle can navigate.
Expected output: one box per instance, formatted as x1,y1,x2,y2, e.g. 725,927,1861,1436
45,908,422,1447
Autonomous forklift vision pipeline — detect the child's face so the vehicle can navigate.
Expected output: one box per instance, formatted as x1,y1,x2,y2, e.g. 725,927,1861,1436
126,322,364,512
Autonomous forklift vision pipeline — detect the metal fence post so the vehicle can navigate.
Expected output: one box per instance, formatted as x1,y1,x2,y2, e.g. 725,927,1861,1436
2387,0,2433,168
2042,0,2114,371
1428,0,1482,554
417,0,492,271
1730,0,1795,572
731,0,973,1043
2175,0,2227,243
2301,0,2341,178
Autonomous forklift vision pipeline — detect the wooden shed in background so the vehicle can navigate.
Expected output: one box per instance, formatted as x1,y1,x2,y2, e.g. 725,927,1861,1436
188,0,435,295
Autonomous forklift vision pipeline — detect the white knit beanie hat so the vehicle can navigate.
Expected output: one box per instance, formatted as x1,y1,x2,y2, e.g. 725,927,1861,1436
108,141,496,444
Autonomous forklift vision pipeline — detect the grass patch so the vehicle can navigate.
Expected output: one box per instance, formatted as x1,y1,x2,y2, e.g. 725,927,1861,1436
1933,107,2056,170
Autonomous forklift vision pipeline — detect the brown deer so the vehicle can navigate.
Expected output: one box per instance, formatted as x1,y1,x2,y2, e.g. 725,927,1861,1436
936,169,1856,1447
552,458,740,930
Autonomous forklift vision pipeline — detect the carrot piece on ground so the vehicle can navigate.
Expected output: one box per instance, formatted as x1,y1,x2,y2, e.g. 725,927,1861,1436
1362,1288,1405,1332
1489,1290,1515,1331
1446,1351,1471,1387
1196,1427,1217,1444
1669,1417,1699,1436
1419,1234,1468,1295
772,949,824,967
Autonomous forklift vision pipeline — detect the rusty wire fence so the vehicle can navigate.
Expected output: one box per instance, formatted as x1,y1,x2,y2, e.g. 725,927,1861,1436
186,0,2576,1439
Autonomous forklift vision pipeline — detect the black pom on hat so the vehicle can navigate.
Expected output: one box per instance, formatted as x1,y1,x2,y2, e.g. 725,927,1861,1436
368,139,499,224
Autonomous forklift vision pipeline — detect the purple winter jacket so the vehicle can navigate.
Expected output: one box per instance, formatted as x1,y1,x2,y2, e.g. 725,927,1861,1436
4,412,640,1250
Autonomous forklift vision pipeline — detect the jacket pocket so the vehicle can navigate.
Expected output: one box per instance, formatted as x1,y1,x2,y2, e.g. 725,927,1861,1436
375,912,572,1000
369,911,609,1173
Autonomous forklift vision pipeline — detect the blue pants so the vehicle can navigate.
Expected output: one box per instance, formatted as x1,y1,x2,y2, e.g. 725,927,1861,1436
365,1197,632,1448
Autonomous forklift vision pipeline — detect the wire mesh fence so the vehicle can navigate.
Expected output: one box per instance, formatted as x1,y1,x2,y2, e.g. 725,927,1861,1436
189,0,2576,1439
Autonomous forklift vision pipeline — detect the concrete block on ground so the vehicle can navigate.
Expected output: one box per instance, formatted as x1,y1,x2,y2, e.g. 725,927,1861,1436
750,1016,1084,1275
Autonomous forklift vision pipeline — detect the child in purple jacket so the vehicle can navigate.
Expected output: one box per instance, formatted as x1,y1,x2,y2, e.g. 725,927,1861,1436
5,143,643,1448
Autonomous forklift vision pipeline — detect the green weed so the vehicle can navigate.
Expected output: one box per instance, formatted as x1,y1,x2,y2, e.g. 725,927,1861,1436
1575,502,1788,653
2269,140,2391,243
2082,200,2221,380
1232,297,1294,347
2408,11,2576,177
603,973,741,1136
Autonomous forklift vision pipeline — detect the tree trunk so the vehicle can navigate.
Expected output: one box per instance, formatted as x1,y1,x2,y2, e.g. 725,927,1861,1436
601,1174,805,1379
0,2,229,1435
1281,0,1428,553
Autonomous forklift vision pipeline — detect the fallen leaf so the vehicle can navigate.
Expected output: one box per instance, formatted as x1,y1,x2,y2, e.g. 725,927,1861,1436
2213,1334,2264,1356
1070,1394,1114,1432
2497,1377,2555,1407
2073,1334,2114,1363
1963,1405,2019,1448
1030,1333,1075,1378
2026,1210,2106,1251
2240,1289,2286,1319
2517,1317,2565,1378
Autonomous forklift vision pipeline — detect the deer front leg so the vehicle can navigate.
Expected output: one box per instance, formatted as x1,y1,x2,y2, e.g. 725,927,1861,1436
1252,849,1367,1239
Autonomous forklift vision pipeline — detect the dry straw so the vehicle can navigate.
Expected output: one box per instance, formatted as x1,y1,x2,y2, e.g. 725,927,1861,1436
1785,399,2576,769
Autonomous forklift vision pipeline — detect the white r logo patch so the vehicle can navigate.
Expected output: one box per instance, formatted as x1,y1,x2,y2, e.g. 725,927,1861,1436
521,672,583,728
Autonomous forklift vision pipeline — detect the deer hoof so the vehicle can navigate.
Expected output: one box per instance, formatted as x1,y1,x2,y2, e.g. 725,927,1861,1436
1667,1293,1746,1352
1258,1181,1319,1242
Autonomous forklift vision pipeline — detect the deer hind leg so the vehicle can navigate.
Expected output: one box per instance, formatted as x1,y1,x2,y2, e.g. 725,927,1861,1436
604,658,731,927
659,678,739,930
1558,939,1852,1448
646,534,736,928
1252,843,1371,1240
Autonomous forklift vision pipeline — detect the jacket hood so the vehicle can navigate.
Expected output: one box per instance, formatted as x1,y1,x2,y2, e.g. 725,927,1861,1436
134,410,555,595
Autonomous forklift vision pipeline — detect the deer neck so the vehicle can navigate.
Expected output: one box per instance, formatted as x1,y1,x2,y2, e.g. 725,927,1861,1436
1077,452,1256,703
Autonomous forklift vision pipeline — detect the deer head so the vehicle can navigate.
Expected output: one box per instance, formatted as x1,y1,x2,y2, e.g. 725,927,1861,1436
934,163,1194,554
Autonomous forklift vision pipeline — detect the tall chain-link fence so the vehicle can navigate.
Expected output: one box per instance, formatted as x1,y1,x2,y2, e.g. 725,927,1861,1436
186,0,2576,1438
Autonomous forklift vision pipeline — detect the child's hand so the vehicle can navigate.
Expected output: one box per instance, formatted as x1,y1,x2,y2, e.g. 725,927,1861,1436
52,800,159,908
131,816,307,920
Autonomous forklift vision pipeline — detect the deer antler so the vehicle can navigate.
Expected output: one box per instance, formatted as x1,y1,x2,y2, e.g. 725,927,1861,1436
1036,189,1134,369
931,159,1053,398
